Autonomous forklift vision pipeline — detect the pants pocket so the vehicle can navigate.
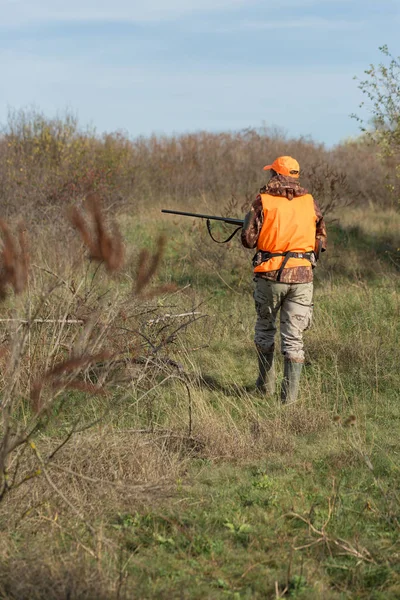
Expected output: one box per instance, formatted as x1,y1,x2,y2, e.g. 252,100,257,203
304,303,314,331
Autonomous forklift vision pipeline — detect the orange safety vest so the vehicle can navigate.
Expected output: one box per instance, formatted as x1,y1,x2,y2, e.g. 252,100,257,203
254,193,317,274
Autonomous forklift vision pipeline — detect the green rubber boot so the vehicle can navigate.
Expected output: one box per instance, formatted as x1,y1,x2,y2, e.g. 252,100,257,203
255,349,275,396
281,360,303,404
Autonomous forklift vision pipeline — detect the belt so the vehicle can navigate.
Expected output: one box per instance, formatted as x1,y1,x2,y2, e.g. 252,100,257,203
252,250,315,281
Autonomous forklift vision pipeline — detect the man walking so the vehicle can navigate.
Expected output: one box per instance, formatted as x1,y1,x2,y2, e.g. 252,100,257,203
241,156,327,404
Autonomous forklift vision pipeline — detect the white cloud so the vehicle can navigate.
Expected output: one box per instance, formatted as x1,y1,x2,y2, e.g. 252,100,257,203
1,0,253,26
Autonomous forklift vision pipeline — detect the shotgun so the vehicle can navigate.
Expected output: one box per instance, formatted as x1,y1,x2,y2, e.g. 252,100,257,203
161,209,244,244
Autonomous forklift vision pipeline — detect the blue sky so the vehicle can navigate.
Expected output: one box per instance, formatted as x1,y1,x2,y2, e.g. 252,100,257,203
0,0,399,145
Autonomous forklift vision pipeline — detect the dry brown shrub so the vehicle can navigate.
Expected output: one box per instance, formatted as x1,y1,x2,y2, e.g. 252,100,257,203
0,110,394,223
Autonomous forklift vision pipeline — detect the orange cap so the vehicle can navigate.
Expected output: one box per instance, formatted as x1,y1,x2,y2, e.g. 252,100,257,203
263,156,300,178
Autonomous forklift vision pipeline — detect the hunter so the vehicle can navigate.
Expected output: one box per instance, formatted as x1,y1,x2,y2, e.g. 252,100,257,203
241,156,327,404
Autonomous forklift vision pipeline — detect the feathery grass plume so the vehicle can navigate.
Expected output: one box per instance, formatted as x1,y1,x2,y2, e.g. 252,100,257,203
135,234,166,296
70,193,124,272
30,351,111,412
48,352,111,377
0,220,29,300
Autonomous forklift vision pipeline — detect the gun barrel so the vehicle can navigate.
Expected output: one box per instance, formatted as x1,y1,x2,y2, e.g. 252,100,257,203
161,209,243,227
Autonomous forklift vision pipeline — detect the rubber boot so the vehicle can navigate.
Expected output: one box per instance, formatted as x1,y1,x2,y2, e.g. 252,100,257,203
281,360,303,404
255,349,275,396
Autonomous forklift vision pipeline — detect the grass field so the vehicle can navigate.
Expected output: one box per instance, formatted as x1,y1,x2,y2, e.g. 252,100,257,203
0,202,399,599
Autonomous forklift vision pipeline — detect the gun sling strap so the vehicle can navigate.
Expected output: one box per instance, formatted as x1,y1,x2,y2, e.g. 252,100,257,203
252,250,314,281
206,219,243,244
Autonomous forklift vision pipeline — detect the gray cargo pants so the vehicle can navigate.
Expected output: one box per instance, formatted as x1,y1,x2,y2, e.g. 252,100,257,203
253,278,313,363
